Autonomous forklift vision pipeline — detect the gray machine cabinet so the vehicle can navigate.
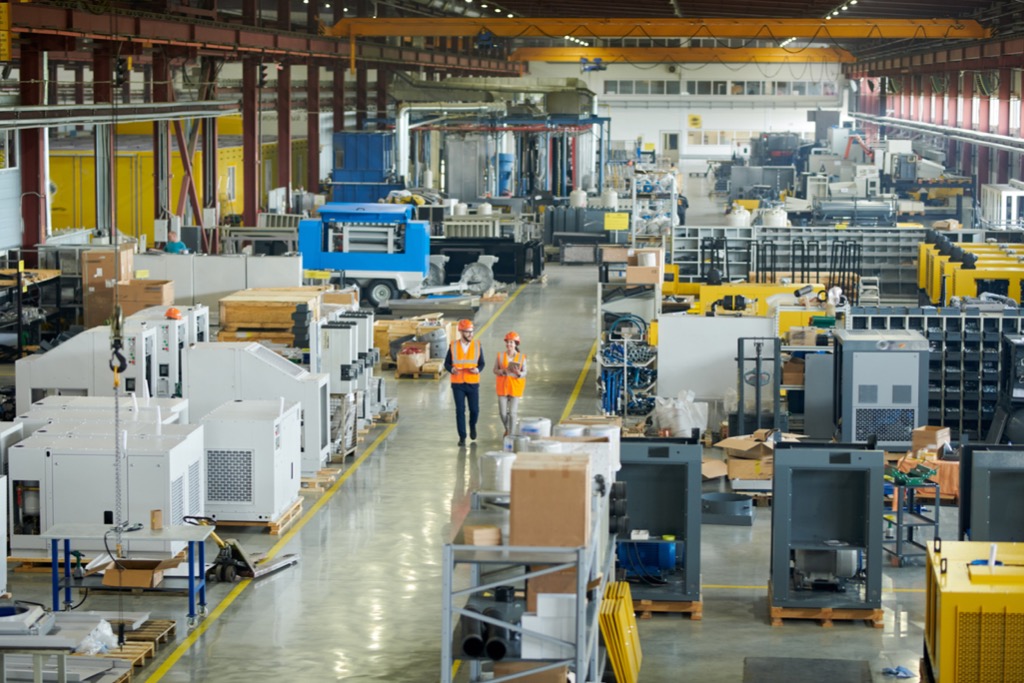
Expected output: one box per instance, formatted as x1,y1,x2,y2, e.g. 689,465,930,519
832,329,928,448
770,446,884,609
804,353,834,440
617,439,701,603
960,445,1024,542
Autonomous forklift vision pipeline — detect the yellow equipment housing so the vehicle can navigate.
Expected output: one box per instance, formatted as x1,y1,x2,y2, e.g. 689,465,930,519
662,265,825,320
920,243,1023,304
925,541,1024,683
918,242,1011,292
949,265,1024,305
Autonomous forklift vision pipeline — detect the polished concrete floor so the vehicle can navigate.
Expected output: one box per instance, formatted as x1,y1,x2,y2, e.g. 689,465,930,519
7,180,943,681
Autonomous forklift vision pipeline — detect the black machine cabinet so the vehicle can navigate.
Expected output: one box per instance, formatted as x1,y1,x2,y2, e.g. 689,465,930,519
431,238,544,284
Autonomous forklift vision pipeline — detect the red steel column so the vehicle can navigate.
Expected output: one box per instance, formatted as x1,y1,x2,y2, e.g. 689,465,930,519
921,75,933,123
960,74,974,178
996,67,1011,183
19,44,46,256
977,77,991,186
946,72,959,172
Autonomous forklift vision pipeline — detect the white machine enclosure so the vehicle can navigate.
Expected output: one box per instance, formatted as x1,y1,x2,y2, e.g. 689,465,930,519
0,476,6,593
183,342,330,475
319,322,361,394
126,310,189,398
8,426,205,554
16,396,189,436
200,400,302,522
0,422,24,476
14,325,158,413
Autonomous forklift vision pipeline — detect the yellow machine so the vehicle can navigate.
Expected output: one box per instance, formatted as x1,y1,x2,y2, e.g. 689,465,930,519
925,541,1024,682
920,242,1024,304
662,265,825,319
949,264,1024,305
918,241,1008,292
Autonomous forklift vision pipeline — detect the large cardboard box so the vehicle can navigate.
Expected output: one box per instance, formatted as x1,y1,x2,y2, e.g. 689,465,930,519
511,454,592,547
727,455,774,480
102,557,183,589
911,425,951,455
701,457,728,480
714,430,802,459
625,248,665,285
782,357,805,386
786,326,820,346
492,662,569,683
600,245,630,263
396,342,427,375
82,245,134,288
83,283,119,327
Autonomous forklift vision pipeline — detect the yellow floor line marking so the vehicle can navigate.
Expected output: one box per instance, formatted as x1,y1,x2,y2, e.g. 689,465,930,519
476,282,527,337
560,339,598,423
145,423,398,682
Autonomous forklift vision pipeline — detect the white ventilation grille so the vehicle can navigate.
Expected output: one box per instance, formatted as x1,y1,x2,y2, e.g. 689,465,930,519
188,460,202,515
170,476,185,524
207,449,254,503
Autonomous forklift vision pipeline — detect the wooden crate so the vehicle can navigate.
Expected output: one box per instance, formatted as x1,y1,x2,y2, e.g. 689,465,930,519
219,287,327,329
215,499,303,535
635,599,703,620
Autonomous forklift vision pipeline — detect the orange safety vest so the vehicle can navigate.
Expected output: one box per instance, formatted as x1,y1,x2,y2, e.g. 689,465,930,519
496,351,526,397
450,339,481,384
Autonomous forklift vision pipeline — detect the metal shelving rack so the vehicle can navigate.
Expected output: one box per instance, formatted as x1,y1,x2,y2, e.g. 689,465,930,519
848,305,1024,440
441,508,614,683
597,283,660,417
630,169,677,249
883,482,940,567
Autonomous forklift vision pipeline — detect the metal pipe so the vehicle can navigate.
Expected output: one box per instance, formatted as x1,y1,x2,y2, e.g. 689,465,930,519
854,112,1024,153
460,607,485,658
483,607,511,661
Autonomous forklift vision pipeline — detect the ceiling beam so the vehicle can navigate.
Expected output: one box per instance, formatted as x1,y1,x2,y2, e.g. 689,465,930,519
328,17,990,40
508,46,855,63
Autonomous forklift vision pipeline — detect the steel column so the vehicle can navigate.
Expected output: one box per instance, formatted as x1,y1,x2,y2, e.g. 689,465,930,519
997,67,1011,183
977,76,991,186
307,63,321,192
960,74,974,178
375,66,388,131
946,72,959,171
356,65,368,130
94,44,115,239
277,64,292,211
242,58,260,226
152,51,171,227
19,44,46,257
921,75,932,124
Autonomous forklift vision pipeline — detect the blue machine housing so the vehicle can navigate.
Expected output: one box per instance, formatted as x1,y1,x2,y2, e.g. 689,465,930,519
298,203,431,277
330,132,404,203
616,539,679,580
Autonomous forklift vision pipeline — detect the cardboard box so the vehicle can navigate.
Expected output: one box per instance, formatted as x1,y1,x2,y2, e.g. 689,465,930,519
82,245,134,288
511,454,591,547
101,557,183,589
493,662,569,683
120,279,174,305
83,283,119,328
911,425,951,455
727,455,774,480
625,248,665,285
462,524,501,545
786,326,820,346
701,457,728,480
932,219,962,231
714,430,803,459
396,343,427,375
782,357,805,386
321,287,360,307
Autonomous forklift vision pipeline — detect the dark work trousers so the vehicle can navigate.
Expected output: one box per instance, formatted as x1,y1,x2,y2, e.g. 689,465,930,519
451,383,480,439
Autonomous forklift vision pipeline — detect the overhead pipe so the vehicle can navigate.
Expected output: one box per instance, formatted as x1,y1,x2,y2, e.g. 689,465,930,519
853,112,1024,154
396,102,505,186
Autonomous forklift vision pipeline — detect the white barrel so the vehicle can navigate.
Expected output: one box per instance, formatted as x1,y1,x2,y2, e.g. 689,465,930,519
23,489,40,516
569,189,588,208
637,252,658,268
763,206,788,227
586,425,621,439
422,169,434,189
529,440,564,453
478,202,493,215
554,423,587,437
480,451,517,492
601,189,619,211
516,416,552,438
454,202,469,216
727,206,751,227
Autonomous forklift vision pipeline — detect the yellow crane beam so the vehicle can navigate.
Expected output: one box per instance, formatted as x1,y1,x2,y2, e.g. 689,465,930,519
508,46,856,63
327,17,990,41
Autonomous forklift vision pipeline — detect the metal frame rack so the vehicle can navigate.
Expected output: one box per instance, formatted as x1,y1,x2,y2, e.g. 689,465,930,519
630,169,677,249
848,305,1024,440
883,482,940,567
670,225,981,298
441,507,613,683
597,283,659,417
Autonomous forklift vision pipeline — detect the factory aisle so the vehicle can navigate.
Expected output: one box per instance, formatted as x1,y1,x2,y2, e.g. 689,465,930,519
124,264,601,682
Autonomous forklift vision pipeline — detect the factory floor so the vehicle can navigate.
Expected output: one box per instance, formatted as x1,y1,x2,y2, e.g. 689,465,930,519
5,182,945,682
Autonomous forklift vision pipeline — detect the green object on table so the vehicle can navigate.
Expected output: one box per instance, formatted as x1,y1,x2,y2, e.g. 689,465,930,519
885,463,937,486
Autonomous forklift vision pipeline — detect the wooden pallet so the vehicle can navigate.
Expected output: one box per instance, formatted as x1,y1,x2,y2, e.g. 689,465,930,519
215,499,303,535
329,444,357,463
110,619,177,645
217,328,301,346
395,367,445,380
77,641,155,669
300,468,341,493
751,493,773,507
379,409,400,423
768,603,884,628
111,668,133,683
635,599,703,620
9,555,99,574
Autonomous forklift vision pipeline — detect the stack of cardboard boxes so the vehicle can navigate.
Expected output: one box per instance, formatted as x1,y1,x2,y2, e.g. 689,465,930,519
599,246,665,285
82,245,175,326
715,429,804,487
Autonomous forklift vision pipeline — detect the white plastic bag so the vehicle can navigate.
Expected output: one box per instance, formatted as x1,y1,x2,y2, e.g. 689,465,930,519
75,620,118,655
654,390,709,438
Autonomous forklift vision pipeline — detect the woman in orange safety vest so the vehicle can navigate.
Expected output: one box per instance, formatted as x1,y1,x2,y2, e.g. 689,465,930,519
494,331,527,437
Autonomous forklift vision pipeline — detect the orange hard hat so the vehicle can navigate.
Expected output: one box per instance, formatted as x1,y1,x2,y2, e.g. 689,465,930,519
504,331,520,342
165,307,182,320
457,319,474,332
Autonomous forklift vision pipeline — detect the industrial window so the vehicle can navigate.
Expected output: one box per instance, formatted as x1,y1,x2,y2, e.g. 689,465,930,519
807,82,822,96
746,82,763,95
666,81,681,95
619,81,634,95
792,82,806,96
774,82,791,96
0,130,17,170
650,81,665,95
604,81,618,94
696,81,712,95
635,81,649,95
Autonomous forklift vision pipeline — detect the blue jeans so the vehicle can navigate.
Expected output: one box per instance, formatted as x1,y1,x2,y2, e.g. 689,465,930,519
451,383,480,440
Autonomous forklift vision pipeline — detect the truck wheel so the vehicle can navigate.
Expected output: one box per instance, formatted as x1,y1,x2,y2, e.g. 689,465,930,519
365,280,399,308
